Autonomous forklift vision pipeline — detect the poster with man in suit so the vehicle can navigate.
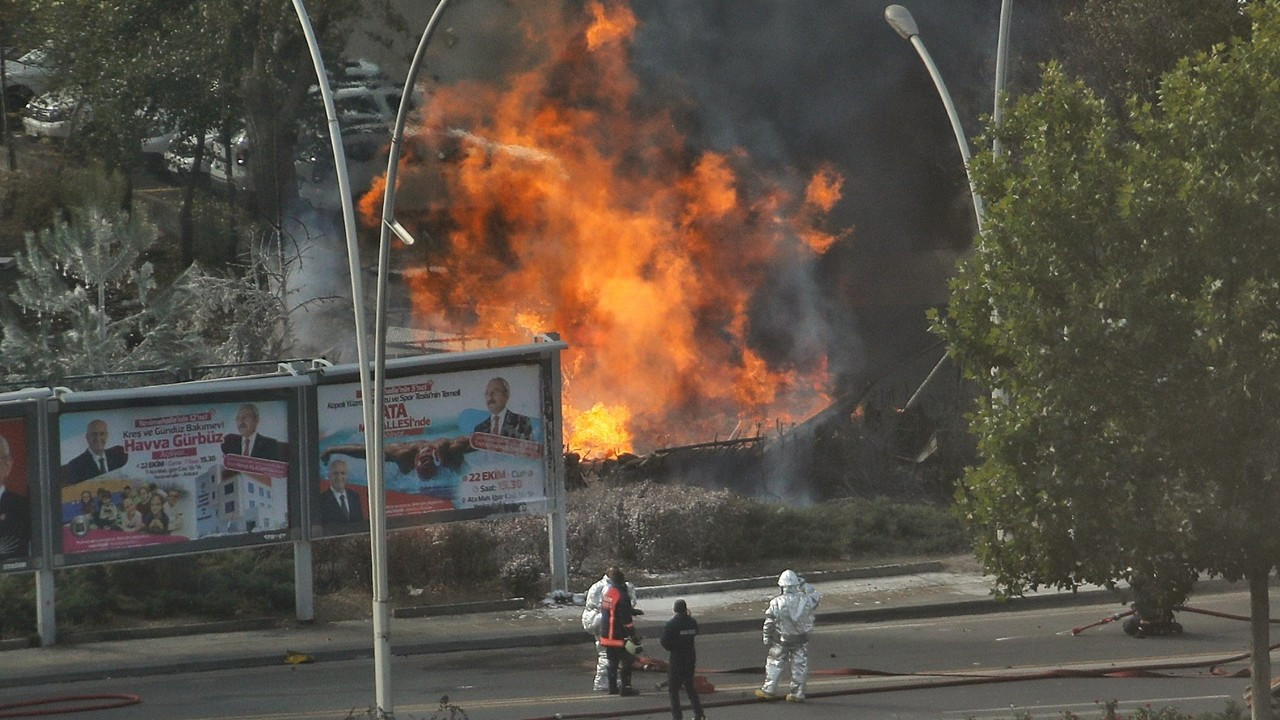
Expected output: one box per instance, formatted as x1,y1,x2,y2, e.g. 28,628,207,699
317,366,547,519
220,403,285,461
60,418,129,486
0,425,31,562
317,458,365,529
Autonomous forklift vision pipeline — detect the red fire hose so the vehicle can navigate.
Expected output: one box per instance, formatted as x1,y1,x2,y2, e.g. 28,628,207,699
1072,605,1280,635
516,644,1275,720
0,694,141,718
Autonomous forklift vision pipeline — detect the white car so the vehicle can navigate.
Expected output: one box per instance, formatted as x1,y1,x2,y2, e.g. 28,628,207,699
22,88,83,138
24,90,176,163
163,129,251,191
296,122,388,210
3,47,55,110
307,83,416,130
163,132,212,178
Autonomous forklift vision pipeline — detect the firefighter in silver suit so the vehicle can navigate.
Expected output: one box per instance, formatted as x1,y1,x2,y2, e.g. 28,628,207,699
755,569,821,703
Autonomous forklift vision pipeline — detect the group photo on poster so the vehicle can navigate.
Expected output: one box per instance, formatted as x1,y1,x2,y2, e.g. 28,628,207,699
58,401,291,556
316,365,547,524
0,418,32,566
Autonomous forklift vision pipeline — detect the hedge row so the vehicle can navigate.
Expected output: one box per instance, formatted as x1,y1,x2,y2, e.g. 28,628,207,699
0,482,968,636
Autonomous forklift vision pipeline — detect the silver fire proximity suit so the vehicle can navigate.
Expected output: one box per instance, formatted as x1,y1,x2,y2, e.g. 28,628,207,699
757,569,821,702
582,573,639,691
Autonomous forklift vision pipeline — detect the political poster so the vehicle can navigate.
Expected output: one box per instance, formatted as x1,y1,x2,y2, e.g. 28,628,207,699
315,364,547,526
57,400,292,559
0,415,33,572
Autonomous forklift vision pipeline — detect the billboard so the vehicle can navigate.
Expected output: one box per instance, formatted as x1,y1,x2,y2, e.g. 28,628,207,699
0,409,37,573
54,384,301,565
314,361,549,534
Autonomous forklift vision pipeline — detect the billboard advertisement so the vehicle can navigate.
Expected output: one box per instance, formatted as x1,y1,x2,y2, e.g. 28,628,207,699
314,362,548,533
55,390,298,564
0,411,36,573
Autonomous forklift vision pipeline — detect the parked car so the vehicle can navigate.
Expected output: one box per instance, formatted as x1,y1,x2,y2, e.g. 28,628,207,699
296,122,389,210
332,58,385,87
307,58,414,129
3,47,55,110
163,131,212,178
207,130,253,191
306,84,415,130
25,90,176,165
163,128,251,191
22,88,83,138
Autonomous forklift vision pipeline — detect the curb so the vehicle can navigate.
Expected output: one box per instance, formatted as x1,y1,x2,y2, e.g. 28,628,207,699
395,597,527,618
633,562,946,600
58,617,283,645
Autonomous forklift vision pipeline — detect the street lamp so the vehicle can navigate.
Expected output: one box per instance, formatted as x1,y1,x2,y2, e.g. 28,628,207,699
993,0,1013,158
288,0,391,712
887,3,1013,411
296,0,460,712
884,4,984,234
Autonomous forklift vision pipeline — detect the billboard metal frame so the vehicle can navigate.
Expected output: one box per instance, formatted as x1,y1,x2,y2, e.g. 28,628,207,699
50,375,310,568
6,339,568,645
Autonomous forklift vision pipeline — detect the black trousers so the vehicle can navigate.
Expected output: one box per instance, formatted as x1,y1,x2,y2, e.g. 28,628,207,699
667,663,702,719
605,645,632,692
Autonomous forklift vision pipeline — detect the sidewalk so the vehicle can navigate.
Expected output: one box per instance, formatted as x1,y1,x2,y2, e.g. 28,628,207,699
0,560,1242,691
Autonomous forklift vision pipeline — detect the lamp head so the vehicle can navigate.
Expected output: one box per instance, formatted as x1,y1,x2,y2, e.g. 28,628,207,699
385,218,417,246
884,5,919,40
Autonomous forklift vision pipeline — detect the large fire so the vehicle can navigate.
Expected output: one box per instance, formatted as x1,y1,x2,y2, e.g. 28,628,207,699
361,1,842,457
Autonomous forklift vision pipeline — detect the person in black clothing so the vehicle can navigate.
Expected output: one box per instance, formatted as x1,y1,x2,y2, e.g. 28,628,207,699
661,599,705,720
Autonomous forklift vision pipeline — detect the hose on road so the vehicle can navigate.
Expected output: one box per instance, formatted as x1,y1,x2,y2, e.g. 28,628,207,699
0,694,141,718
517,644,1273,720
1073,604,1280,635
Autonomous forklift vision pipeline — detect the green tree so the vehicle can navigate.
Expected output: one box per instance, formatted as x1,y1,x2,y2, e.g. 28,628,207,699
30,0,394,233
936,5,1280,718
0,190,289,387
1010,0,1250,108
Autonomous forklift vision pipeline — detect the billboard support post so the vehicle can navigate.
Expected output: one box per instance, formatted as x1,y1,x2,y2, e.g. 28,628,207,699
294,540,314,621
542,339,569,591
36,567,54,646
37,395,55,646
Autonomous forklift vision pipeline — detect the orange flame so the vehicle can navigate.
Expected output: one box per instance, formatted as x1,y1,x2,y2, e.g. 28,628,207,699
362,2,841,456
564,402,632,458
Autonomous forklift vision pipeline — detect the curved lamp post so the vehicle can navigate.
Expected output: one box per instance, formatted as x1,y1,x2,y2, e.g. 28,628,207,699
289,0,393,712
884,4,985,234
886,3,1006,412
993,0,1012,158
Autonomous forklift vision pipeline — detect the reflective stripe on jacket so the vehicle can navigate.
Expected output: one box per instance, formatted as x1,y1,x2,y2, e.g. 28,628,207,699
599,582,634,647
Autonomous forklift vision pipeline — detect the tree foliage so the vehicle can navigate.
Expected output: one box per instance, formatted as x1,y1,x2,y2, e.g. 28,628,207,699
1013,0,1251,106
937,4,1280,717
0,192,289,387
26,0,390,224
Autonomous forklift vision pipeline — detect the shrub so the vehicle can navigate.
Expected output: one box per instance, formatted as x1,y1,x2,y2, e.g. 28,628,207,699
0,573,35,638
564,482,967,576
0,480,970,629
499,554,544,598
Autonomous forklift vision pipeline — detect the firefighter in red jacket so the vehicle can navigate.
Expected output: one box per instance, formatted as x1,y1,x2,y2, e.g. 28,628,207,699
600,568,640,696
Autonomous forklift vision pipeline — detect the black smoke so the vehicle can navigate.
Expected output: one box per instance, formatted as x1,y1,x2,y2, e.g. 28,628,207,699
622,1,1011,393
356,0,1055,397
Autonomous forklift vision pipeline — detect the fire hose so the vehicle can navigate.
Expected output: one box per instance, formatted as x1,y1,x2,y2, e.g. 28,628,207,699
0,695,141,718
516,644,1276,720
1072,604,1280,635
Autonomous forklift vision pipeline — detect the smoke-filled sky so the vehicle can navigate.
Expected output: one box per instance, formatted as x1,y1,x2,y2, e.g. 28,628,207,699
370,0,1010,245
320,0,1043,452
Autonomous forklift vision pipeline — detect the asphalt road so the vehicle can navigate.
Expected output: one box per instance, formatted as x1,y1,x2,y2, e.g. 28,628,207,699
0,592,1257,720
